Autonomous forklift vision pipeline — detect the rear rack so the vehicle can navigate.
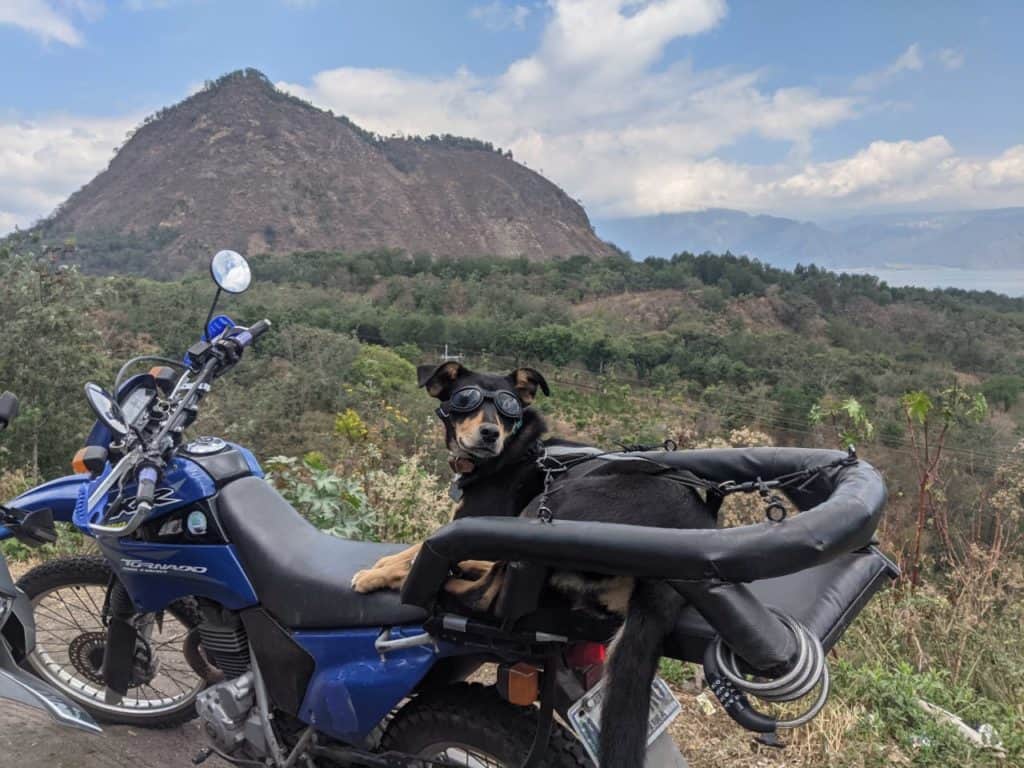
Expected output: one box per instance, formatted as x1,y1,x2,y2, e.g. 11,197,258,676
402,448,885,607
401,447,892,686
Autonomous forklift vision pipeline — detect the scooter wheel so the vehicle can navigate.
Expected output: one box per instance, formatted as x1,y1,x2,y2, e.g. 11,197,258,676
381,682,593,767
17,555,205,729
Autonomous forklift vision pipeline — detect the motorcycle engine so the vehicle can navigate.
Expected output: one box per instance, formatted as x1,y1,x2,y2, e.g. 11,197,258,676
195,672,267,759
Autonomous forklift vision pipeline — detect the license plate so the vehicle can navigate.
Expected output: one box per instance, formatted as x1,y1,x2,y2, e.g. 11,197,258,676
567,675,681,766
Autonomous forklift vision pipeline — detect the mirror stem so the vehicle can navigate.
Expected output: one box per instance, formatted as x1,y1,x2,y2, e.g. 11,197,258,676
203,287,223,339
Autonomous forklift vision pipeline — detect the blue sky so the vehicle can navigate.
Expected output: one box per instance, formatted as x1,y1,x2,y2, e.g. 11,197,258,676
2,0,1022,234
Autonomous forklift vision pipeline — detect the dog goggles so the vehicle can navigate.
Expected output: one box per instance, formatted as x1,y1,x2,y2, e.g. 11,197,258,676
443,387,523,419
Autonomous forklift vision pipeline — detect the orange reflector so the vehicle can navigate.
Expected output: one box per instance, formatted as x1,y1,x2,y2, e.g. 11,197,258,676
497,662,540,706
71,447,89,475
149,366,166,378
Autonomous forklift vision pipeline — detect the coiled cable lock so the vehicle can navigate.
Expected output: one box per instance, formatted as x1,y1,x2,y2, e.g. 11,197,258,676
702,610,831,736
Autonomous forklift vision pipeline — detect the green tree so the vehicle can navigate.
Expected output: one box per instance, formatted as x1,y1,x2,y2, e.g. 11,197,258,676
0,250,111,477
981,374,1024,411
901,385,988,587
809,396,875,449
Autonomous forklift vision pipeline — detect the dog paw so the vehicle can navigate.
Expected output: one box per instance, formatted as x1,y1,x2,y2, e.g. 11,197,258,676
351,569,379,593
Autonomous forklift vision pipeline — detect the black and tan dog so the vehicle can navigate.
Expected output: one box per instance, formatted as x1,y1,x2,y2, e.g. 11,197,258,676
352,361,717,767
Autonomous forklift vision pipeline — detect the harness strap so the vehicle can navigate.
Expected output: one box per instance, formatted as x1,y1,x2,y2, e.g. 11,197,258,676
532,445,858,524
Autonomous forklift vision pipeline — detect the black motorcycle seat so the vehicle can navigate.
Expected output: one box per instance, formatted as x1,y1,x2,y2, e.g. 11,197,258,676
218,476,428,629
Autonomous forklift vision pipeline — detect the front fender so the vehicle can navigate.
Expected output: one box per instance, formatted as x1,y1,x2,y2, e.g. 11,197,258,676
9,473,89,523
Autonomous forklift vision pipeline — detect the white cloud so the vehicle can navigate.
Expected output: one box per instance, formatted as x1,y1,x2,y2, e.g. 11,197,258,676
609,137,1024,217
778,136,955,201
1,1,1019,236
470,1,531,31
892,43,924,72
0,0,101,45
938,47,965,71
276,5,1024,219
279,0,861,215
0,113,136,232
853,43,924,91
721,138,1024,215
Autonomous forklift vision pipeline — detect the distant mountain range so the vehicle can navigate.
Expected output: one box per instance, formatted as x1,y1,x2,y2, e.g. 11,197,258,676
595,207,1024,269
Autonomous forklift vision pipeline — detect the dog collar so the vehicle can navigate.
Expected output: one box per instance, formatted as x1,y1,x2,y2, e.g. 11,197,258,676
449,456,477,474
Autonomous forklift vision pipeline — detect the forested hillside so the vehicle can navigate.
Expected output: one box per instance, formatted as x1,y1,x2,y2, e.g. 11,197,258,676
1,238,1022,766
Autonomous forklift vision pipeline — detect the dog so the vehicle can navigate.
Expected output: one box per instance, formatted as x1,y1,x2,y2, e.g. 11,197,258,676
351,361,717,767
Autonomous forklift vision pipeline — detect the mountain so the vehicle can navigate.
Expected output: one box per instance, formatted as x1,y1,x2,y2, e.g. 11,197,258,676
594,209,841,269
833,208,1024,268
596,207,1024,269
34,69,615,277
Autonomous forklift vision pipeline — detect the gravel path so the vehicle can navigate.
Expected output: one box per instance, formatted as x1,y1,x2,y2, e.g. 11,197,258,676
0,708,227,768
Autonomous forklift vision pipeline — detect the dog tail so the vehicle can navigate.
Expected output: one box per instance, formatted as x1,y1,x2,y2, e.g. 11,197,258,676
599,580,684,767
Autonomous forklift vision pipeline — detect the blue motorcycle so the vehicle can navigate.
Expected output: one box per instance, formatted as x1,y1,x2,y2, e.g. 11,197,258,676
12,251,897,767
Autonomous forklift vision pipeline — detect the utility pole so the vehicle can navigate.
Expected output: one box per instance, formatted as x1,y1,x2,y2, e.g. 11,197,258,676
440,344,464,363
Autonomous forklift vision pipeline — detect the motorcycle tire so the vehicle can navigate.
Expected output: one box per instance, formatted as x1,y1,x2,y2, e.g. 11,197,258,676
17,555,206,728
381,682,594,768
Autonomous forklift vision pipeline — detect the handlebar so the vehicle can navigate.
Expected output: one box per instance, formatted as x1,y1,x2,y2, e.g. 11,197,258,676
85,319,272,537
161,318,270,446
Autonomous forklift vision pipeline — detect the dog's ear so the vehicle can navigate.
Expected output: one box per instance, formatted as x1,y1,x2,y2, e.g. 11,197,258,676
417,362,466,399
508,367,550,405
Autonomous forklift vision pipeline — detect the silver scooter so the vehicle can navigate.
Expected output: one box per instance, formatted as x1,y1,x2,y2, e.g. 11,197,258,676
0,391,100,732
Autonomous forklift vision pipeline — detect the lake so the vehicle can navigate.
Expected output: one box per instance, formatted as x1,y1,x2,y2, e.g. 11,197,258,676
834,266,1024,297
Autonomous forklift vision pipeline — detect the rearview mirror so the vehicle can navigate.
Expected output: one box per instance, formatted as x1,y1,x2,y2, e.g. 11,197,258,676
210,250,251,294
84,383,129,437
0,391,17,431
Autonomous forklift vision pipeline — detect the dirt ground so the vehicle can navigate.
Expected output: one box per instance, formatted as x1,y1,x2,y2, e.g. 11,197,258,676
0,708,228,768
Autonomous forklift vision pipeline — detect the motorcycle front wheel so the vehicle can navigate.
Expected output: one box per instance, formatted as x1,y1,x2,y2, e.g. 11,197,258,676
381,683,593,768
17,555,208,728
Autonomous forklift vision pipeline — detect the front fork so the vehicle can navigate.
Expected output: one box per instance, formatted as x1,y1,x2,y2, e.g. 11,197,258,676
101,578,139,703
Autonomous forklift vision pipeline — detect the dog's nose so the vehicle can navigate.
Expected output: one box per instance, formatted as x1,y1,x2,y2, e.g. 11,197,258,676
479,423,500,443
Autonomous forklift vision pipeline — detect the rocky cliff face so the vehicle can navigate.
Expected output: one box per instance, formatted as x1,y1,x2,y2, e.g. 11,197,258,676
40,69,615,277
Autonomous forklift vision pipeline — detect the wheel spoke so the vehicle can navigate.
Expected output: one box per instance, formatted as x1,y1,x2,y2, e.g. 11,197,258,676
52,591,89,633
80,585,105,617
34,604,80,631
155,668,195,695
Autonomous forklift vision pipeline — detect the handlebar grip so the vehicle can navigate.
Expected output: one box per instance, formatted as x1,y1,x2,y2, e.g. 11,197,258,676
135,465,159,511
249,318,271,339
231,319,272,349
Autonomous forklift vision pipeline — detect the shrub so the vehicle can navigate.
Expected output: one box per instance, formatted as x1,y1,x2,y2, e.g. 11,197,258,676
265,455,374,539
